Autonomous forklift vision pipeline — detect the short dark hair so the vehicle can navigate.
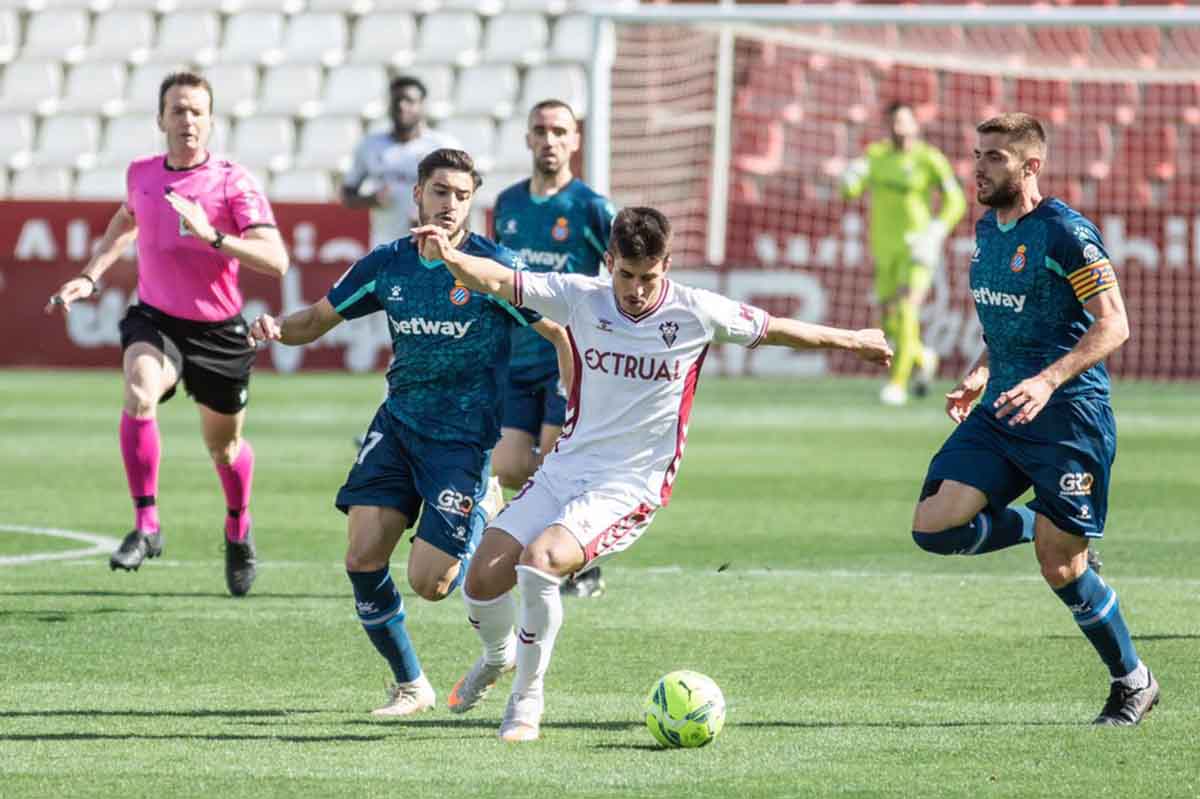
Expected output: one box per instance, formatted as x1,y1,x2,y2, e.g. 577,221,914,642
528,99,577,124
977,112,1047,157
609,207,671,262
885,100,912,117
417,148,482,190
158,71,213,117
390,75,428,99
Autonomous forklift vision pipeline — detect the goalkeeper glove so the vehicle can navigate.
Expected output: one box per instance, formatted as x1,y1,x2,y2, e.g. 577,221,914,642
905,219,948,269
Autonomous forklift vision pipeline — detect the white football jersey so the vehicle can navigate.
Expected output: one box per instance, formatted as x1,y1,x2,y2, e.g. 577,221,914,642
514,271,770,506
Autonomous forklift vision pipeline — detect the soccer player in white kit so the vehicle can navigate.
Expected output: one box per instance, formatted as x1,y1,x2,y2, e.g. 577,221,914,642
413,207,892,741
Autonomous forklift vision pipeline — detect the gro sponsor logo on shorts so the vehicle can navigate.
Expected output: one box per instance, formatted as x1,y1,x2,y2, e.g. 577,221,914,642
1059,472,1094,497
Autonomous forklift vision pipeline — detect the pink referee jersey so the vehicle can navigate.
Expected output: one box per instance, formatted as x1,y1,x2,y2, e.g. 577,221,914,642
126,154,277,322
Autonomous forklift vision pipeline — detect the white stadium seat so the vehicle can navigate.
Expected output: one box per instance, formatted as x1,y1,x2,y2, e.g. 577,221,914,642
483,13,549,66
59,62,128,116
221,0,304,13
88,10,155,63
0,61,63,115
219,12,286,66
22,9,90,63
295,115,362,170
203,63,260,118
507,0,568,14
10,166,73,198
98,113,161,165
435,115,495,170
550,13,592,61
75,166,127,199
416,12,481,67
124,62,189,116
349,13,416,67
271,168,334,201
321,64,388,118
455,64,518,119
0,10,19,64
28,0,110,12
402,64,454,119
146,12,220,65
34,114,101,168
520,64,588,117
258,64,323,117
441,0,501,17
492,116,529,171
372,0,439,12
110,0,164,10
308,0,372,14
281,13,349,65
230,115,295,171
0,112,35,169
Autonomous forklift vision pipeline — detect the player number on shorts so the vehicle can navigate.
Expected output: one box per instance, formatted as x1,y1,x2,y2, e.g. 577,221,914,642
357,431,383,465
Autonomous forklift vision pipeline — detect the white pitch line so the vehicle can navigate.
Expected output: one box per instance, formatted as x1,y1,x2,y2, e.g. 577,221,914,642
0,524,121,566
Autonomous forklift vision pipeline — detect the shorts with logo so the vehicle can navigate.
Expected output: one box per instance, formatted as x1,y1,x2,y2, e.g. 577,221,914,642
502,366,568,436
118,302,255,415
491,466,657,575
925,395,1116,538
337,404,491,563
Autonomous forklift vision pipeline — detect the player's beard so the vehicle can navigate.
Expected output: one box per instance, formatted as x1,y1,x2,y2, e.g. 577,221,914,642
418,207,468,239
535,154,562,177
978,173,1022,209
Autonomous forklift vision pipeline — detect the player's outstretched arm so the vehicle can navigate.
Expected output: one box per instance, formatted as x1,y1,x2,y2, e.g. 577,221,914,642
249,298,343,347
533,319,573,390
45,204,137,314
411,224,518,304
762,317,892,367
946,349,989,424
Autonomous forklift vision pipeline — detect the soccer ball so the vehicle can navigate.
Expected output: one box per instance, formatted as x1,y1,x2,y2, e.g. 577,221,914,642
643,670,726,748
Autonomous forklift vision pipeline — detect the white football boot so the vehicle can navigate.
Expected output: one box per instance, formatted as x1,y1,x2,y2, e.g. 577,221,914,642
447,653,515,714
371,674,436,719
498,691,543,742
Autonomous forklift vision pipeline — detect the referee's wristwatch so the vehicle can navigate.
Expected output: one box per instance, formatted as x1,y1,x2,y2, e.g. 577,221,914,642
211,231,226,249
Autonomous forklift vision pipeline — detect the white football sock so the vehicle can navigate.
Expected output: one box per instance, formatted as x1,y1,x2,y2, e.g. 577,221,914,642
1114,660,1149,690
512,564,564,699
464,589,516,666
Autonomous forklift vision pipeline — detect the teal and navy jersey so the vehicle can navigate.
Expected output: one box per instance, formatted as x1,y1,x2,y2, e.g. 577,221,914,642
971,198,1119,408
326,233,540,445
493,178,615,374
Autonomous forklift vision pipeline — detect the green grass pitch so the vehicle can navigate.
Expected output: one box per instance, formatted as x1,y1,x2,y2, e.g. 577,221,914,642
1,370,1197,798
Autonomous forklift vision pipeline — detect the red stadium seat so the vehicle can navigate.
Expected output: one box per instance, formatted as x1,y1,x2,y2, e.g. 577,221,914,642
942,72,1003,124
1039,176,1084,209
1014,77,1072,126
961,25,1030,68
1030,26,1091,68
781,118,848,181
1044,123,1113,182
923,121,975,181
1115,124,1179,182
732,112,785,177
805,57,875,125
896,22,964,55
877,64,939,122
1142,82,1200,127
1097,27,1162,69
1094,175,1153,211
1164,25,1200,66
1076,81,1139,127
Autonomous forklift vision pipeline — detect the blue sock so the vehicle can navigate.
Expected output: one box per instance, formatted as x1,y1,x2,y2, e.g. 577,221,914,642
1053,568,1140,678
347,568,421,684
913,506,1035,555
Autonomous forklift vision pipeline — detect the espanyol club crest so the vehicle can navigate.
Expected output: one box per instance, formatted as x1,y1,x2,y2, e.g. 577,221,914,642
1009,244,1027,273
659,321,679,347
449,281,471,306
552,216,569,241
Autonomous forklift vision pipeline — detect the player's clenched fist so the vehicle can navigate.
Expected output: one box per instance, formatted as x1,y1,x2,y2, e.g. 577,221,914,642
248,314,282,346
854,328,893,367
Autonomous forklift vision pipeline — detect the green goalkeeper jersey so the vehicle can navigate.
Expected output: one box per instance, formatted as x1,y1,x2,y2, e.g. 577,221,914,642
842,139,966,260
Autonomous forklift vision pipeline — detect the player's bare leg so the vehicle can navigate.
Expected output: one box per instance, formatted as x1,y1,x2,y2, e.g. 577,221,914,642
493,428,538,491
449,529,524,714
111,343,176,571
912,479,1035,555
199,405,257,596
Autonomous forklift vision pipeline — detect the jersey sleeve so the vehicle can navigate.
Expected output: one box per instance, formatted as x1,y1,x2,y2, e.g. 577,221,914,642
225,164,276,231
924,146,966,230
513,270,581,324
584,195,616,259
487,243,540,327
326,246,386,319
695,289,770,348
1049,218,1118,304
342,137,370,190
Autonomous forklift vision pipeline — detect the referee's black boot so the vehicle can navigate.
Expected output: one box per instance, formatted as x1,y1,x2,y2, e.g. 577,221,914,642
110,530,163,571
224,529,258,597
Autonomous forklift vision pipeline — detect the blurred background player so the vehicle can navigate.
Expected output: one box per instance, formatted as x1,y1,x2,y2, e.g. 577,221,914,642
45,71,288,597
248,149,568,718
842,101,966,406
912,114,1156,726
491,99,616,599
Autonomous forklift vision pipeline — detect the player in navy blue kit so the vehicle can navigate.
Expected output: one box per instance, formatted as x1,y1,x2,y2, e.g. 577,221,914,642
249,149,568,718
492,100,616,599
910,114,1157,726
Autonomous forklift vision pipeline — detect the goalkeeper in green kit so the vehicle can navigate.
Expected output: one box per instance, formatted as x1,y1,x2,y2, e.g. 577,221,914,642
842,101,966,406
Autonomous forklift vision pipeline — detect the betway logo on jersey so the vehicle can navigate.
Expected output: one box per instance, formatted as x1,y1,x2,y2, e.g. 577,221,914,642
971,286,1027,314
518,248,570,271
389,317,474,338
584,348,682,381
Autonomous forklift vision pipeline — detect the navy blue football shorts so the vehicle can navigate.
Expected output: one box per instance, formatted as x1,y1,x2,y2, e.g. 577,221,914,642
925,395,1116,538
336,404,491,562
502,366,567,436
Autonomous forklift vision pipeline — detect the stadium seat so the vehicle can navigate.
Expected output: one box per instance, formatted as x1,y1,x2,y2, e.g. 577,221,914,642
229,115,295,171
455,64,518,119
59,62,128,116
492,117,529,171
877,65,939,122
10,165,72,198
124,62,190,116
371,0,440,11
897,21,963,54
403,64,454,118
781,118,847,180
1094,174,1153,211
219,12,286,66
208,114,233,153
942,72,1003,123
1097,26,1161,69
1014,77,1071,126
0,166,8,197
222,0,304,13
508,0,568,14
281,12,349,65
321,64,388,118
1044,122,1112,182
441,0,501,15
87,10,155,63
1164,25,1200,67
0,61,63,115
483,12,549,66
922,121,975,181
961,25,1029,68
33,114,101,169
0,10,20,64
22,9,90,62
416,12,482,67
308,0,373,13
146,12,220,65
1076,80,1139,127
74,166,127,199
349,13,417,67
803,57,873,125
0,112,34,169
295,115,362,170
98,113,161,165
519,65,587,118
258,64,324,117
1030,26,1091,68
435,115,495,170
1142,81,1200,127
837,23,898,51
271,168,334,201
203,63,260,118
732,112,785,178
550,13,592,61
1115,124,1178,182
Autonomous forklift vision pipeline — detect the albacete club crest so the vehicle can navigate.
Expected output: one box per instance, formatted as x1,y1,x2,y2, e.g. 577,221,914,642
659,321,679,348
1010,244,1027,273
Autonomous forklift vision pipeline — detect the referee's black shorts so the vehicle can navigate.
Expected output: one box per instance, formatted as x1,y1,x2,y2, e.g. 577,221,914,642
118,302,256,415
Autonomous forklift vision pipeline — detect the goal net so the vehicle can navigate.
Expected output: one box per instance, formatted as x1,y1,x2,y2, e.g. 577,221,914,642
588,4,1200,379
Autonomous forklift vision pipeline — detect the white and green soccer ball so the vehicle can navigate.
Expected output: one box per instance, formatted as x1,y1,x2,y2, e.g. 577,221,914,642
643,670,726,748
